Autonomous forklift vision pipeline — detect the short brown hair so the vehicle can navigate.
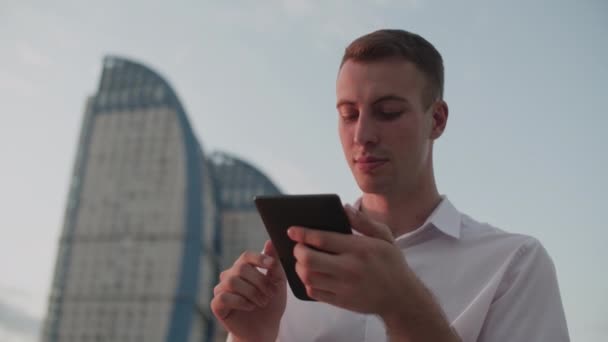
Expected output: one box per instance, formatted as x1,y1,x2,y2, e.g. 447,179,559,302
340,29,444,107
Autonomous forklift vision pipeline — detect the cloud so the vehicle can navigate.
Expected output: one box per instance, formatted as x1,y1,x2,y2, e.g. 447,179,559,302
264,158,325,194
0,286,30,299
0,299,40,338
172,45,194,66
0,73,37,96
0,329,37,342
233,147,325,194
281,0,316,15
204,0,423,44
15,40,53,68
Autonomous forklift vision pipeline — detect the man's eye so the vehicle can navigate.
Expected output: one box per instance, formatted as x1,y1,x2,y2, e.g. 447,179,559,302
340,111,359,122
378,111,403,120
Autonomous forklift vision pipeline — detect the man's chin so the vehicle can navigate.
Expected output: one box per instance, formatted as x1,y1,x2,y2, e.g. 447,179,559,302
355,177,388,194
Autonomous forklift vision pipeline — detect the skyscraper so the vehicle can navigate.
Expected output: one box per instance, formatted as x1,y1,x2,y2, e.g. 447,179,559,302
41,57,281,342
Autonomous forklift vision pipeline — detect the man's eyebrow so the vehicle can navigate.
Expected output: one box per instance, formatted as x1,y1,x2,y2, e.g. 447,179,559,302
336,95,409,108
336,99,355,108
371,95,409,105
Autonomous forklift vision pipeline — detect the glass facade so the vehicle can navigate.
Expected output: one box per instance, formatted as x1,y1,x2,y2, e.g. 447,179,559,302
41,57,281,342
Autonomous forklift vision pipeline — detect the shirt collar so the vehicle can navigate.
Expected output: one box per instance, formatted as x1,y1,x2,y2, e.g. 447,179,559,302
420,195,462,239
353,195,462,239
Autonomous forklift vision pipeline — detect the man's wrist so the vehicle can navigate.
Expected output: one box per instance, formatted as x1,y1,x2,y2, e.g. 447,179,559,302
382,308,456,342
379,280,459,342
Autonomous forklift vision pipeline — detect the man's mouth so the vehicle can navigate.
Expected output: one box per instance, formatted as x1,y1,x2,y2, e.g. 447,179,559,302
354,156,388,172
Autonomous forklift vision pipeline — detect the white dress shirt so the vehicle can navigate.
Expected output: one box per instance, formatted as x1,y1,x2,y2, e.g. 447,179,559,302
228,197,570,342
229,196,570,341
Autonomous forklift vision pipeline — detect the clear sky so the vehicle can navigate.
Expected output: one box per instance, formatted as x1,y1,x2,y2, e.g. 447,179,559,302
1,0,606,341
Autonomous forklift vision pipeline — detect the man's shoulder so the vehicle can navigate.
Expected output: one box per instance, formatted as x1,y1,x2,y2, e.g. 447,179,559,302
457,213,545,257
455,213,558,297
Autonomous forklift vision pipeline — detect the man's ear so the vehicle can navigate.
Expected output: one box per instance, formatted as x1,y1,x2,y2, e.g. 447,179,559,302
430,100,448,140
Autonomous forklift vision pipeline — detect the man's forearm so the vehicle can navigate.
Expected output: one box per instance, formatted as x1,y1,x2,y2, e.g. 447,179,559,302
381,278,461,342
383,308,459,342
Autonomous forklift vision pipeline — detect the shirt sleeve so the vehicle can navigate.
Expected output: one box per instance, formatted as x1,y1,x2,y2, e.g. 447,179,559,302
477,238,570,341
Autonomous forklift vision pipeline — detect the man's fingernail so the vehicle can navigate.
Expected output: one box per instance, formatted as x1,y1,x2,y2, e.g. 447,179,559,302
263,256,274,267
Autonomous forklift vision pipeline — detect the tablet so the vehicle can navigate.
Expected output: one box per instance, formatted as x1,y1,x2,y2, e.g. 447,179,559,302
253,194,352,301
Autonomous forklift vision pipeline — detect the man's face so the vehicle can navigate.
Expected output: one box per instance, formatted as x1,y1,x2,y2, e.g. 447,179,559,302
336,58,442,195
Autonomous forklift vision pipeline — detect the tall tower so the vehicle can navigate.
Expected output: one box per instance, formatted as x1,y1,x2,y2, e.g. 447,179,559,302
41,57,280,342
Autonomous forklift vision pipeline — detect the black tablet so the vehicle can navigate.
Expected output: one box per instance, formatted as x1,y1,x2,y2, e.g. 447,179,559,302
253,194,352,301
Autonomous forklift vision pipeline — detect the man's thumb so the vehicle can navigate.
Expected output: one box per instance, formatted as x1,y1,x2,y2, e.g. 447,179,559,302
262,240,286,281
344,204,394,243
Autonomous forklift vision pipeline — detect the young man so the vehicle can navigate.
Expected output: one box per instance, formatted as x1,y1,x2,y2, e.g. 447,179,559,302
211,29,570,342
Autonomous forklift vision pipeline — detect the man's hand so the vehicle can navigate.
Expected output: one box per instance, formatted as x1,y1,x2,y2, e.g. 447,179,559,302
287,204,406,315
288,204,460,341
211,240,287,342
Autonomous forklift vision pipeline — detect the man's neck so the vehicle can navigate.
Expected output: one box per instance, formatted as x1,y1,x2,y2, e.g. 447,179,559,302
360,185,442,238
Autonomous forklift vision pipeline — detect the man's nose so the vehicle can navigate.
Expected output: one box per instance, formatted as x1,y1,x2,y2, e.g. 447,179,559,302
353,112,379,146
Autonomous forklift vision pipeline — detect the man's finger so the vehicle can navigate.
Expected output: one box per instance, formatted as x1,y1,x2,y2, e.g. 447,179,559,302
287,226,356,254
235,250,276,270
231,262,277,298
306,286,337,304
293,242,343,274
344,204,394,243
211,292,256,320
262,240,287,283
295,259,340,292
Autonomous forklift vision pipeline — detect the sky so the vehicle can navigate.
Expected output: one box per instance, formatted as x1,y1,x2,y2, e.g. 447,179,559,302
0,0,606,341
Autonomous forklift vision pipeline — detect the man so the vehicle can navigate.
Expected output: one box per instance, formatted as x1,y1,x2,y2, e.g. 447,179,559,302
211,29,570,341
